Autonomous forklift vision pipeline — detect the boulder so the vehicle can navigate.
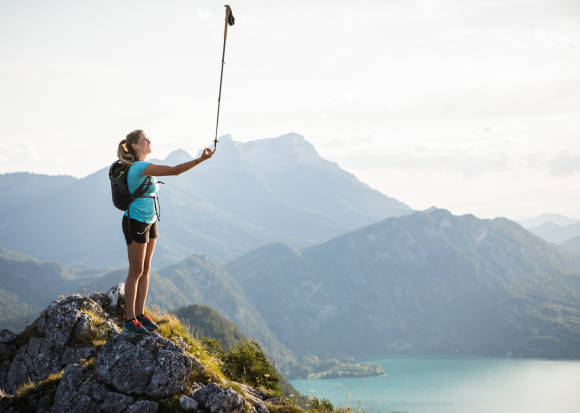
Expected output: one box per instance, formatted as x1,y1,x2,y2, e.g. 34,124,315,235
1,295,119,394
180,395,199,411
94,333,201,398
193,383,246,413
53,363,136,413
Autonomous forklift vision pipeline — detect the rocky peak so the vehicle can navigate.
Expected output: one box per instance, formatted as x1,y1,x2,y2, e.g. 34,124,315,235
0,286,296,413
163,148,193,164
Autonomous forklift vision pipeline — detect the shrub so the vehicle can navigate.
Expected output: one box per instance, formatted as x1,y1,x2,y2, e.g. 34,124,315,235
222,340,280,391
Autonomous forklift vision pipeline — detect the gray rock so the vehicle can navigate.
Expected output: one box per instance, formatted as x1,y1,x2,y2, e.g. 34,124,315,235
5,336,63,393
107,283,125,310
235,382,270,413
53,363,136,413
0,342,15,359
62,345,96,365
95,333,200,398
0,360,10,388
126,400,159,413
36,296,98,349
72,312,94,344
193,383,246,413
0,330,17,344
264,397,293,407
99,391,135,412
180,395,199,410
2,295,119,394
52,363,87,412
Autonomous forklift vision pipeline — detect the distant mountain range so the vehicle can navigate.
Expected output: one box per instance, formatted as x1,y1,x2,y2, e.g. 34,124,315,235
0,133,410,267
526,221,580,245
561,236,580,256
0,246,103,330
225,208,580,359
3,206,580,367
516,213,579,229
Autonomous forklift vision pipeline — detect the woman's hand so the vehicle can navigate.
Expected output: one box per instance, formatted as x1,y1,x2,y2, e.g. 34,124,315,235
199,147,215,161
145,147,216,176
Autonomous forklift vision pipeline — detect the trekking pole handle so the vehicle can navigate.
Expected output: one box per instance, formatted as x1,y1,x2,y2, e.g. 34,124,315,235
224,5,232,39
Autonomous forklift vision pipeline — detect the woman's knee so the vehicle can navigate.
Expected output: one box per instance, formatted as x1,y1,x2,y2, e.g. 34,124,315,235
142,264,151,275
127,266,144,280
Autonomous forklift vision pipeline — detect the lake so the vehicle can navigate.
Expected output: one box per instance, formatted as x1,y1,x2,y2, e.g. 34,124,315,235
289,357,580,413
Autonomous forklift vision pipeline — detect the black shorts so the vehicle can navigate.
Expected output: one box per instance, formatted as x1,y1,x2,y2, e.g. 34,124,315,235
122,216,158,245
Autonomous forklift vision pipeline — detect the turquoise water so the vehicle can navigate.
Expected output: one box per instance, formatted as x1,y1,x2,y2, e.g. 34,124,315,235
290,357,580,413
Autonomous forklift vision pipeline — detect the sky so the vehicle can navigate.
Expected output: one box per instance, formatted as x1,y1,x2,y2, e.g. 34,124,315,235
1,0,579,220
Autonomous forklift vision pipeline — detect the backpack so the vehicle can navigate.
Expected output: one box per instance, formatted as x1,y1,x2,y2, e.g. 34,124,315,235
109,161,153,212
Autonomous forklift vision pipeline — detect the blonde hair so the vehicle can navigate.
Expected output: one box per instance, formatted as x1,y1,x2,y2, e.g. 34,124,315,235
117,129,143,164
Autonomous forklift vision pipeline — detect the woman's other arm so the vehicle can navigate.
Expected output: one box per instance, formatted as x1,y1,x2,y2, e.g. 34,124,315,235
144,148,215,176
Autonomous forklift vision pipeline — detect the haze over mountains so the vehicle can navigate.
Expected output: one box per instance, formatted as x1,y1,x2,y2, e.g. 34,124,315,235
517,213,579,229
0,133,410,267
517,214,580,255
2,132,580,374
226,208,580,359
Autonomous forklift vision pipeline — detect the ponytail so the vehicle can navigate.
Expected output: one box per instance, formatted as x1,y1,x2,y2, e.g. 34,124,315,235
117,129,143,164
117,139,135,164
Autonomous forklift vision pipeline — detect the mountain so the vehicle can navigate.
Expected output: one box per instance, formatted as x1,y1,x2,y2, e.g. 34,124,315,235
517,213,579,228
173,304,249,350
527,221,580,244
561,236,580,256
0,133,411,267
0,172,77,211
0,246,103,331
225,208,580,359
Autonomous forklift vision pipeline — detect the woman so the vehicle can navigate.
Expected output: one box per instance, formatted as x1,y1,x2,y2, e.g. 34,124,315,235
117,129,214,334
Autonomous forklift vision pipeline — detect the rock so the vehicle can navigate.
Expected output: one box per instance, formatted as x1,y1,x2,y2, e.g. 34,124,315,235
0,343,14,360
62,346,96,365
71,312,94,343
235,382,270,413
126,400,159,412
193,383,246,413
99,392,135,413
95,333,200,398
52,363,88,412
0,329,17,344
265,397,294,407
53,363,136,413
2,295,119,394
36,296,101,349
0,360,10,386
107,283,125,310
180,395,199,410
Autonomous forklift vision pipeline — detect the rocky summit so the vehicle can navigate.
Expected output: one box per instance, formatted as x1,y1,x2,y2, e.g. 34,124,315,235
0,286,295,413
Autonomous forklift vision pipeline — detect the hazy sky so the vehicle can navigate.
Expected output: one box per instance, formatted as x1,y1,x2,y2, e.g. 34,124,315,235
1,0,579,220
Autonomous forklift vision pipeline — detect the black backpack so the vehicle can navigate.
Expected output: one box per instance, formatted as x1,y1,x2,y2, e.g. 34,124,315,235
109,161,154,212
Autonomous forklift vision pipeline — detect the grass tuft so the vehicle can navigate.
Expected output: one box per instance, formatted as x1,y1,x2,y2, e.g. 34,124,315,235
145,309,227,386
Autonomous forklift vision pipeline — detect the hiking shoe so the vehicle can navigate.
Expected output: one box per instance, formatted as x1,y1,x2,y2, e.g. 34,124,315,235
123,318,148,335
137,314,159,331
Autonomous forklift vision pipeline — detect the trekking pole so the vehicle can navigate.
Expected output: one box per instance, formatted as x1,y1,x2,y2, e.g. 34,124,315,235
213,5,235,153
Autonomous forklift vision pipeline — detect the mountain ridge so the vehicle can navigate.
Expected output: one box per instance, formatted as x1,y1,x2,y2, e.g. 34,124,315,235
225,208,580,359
0,133,411,267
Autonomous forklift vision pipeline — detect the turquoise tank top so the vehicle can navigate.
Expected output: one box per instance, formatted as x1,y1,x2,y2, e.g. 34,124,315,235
123,161,159,224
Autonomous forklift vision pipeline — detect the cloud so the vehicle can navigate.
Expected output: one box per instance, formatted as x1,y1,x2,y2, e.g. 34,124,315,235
335,144,510,178
195,8,212,21
548,152,580,176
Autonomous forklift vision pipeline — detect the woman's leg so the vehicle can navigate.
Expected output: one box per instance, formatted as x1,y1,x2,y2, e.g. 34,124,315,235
135,238,156,317
125,240,148,320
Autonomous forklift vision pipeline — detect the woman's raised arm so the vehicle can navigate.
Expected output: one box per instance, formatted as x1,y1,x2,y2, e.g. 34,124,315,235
144,148,214,176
